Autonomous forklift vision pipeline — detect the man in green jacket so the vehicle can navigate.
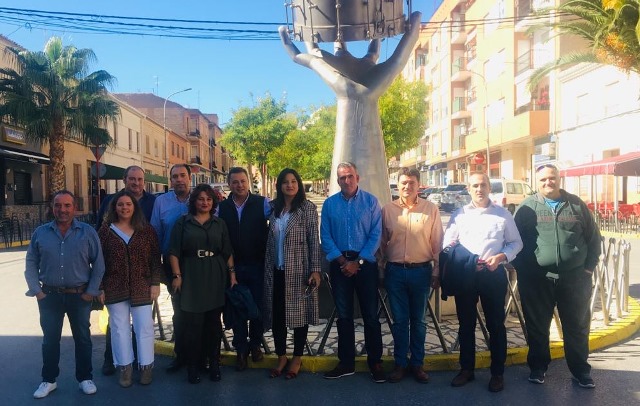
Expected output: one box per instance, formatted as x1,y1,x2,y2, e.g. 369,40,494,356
513,164,601,389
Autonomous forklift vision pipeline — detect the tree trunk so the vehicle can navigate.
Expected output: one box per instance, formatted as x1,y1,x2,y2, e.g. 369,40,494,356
48,120,66,199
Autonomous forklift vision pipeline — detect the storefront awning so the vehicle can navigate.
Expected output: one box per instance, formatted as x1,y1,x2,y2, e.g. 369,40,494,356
559,151,640,177
0,146,49,165
90,162,126,180
429,162,447,171
144,173,168,185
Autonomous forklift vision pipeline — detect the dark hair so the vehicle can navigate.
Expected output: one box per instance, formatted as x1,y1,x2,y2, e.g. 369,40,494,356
170,164,191,177
273,168,306,217
399,167,420,180
227,167,249,184
123,165,144,180
188,184,218,216
104,190,147,232
52,189,75,203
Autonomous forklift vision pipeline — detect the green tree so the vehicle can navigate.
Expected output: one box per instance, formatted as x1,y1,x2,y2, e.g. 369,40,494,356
529,0,640,89
221,93,297,194
379,76,429,158
268,105,335,181
0,36,120,195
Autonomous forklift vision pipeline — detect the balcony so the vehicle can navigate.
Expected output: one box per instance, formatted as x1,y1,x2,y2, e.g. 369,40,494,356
451,57,472,82
507,108,550,143
515,0,552,32
452,133,466,153
515,50,533,76
451,96,471,120
187,129,201,139
451,17,466,44
190,156,202,165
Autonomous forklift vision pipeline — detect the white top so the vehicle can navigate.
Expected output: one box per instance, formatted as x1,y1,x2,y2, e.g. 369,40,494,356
442,202,523,262
110,224,132,245
273,211,291,269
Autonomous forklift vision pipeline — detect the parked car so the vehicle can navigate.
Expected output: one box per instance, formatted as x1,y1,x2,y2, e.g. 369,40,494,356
440,183,469,212
489,179,534,212
427,187,445,208
419,186,439,199
390,184,399,200
209,182,231,200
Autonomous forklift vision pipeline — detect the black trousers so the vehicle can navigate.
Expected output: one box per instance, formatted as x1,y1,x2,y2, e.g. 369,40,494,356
272,270,308,357
518,270,593,377
454,266,508,376
183,307,223,367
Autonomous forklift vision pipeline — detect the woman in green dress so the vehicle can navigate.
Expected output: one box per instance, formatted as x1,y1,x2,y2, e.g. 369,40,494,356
168,184,236,384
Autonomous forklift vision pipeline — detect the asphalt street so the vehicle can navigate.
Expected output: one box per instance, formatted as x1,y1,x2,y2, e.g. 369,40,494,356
2,237,640,405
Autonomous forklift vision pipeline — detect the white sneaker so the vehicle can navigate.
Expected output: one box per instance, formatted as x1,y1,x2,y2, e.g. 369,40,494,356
33,382,57,399
78,379,97,395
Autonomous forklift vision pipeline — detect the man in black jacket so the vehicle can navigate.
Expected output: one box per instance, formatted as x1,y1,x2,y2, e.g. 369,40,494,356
513,164,601,389
217,167,270,371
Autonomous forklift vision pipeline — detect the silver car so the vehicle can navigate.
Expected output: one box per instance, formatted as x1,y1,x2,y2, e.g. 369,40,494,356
427,187,444,207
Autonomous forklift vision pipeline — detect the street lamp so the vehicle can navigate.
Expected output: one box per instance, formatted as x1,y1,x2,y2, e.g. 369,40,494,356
163,87,192,177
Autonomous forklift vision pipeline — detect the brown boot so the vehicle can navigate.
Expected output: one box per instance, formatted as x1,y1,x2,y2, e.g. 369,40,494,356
388,365,407,383
118,364,133,388
410,365,430,384
451,369,475,387
139,365,153,385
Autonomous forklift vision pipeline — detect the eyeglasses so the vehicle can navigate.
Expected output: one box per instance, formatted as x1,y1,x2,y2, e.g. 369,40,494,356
299,282,318,301
535,163,558,173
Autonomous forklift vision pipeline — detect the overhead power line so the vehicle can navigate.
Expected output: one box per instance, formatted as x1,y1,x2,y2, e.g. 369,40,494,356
0,6,572,41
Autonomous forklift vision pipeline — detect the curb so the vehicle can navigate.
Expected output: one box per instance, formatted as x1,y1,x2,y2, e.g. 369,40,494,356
153,296,640,373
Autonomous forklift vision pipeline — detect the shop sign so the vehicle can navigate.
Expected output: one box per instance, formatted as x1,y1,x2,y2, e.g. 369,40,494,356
3,126,26,144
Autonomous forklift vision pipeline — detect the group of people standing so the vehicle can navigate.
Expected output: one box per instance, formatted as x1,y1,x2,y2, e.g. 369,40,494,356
24,160,600,398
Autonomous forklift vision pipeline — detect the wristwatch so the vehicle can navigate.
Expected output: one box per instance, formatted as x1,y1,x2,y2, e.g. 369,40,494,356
357,257,365,265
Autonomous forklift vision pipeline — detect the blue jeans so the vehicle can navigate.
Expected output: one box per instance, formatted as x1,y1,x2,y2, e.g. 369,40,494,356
385,263,432,367
330,260,382,369
38,292,93,383
232,263,264,353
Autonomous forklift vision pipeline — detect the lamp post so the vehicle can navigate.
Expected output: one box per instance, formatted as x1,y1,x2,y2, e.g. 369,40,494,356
163,87,192,178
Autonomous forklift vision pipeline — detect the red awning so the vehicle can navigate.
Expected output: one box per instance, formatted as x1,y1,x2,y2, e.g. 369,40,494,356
560,151,640,177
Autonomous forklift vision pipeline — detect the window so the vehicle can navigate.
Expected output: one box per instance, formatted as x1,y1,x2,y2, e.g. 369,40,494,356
181,147,185,160
113,122,118,146
154,140,159,157
136,132,140,153
145,135,150,154
485,50,505,81
171,141,175,156
486,98,505,127
605,81,621,116
128,129,133,150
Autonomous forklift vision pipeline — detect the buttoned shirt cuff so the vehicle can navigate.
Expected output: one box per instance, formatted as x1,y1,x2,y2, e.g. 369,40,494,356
25,288,40,297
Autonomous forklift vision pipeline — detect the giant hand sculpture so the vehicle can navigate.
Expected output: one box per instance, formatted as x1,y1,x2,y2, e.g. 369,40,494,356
279,11,422,203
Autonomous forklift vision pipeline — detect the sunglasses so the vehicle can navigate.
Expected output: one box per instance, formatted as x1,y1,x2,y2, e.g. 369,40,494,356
299,280,318,301
535,163,558,173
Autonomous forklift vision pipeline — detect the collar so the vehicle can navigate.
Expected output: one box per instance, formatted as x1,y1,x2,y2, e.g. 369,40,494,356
340,187,360,201
48,218,81,231
397,195,419,208
231,192,251,208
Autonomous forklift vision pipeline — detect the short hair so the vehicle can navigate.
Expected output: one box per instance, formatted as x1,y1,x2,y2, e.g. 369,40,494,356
336,161,357,175
188,184,218,216
468,171,490,185
273,168,306,217
398,167,420,180
170,164,191,177
535,163,559,173
123,165,144,180
104,190,147,231
227,167,249,184
53,189,75,202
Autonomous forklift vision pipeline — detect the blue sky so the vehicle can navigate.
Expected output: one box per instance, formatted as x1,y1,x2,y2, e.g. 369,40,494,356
0,1,437,125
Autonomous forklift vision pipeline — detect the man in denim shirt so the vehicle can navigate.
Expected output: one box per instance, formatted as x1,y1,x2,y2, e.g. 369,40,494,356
25,190,105,399
321,162,384,383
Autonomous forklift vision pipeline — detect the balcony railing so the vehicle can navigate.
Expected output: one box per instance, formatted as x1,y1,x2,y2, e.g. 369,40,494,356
452,133,466,150
515,50,533,76
515,0,532,22
190,156,202,165
452,96,467,114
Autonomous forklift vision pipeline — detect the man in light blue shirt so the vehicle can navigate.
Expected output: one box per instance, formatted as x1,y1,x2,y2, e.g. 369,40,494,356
150,164,191,372
25,190,105,399
443,172,523,393
321,162,384,383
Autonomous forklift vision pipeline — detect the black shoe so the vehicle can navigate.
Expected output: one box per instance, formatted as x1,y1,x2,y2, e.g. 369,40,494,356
101,360,116,376
573,374,595,389
488,375,504,392
250,346,264,363
187,366,201,384
236,352,248,371
451,370,475,387
209,363,221,382
370,363,386,383
528,370,545,384
323,364,355,379
166,358,184,374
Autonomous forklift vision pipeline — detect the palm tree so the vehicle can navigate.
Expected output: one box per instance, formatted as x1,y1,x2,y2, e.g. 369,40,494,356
0,36,120,196
528,0,640,90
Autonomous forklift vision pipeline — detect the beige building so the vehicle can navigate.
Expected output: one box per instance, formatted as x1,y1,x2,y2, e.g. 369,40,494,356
401,0,560,186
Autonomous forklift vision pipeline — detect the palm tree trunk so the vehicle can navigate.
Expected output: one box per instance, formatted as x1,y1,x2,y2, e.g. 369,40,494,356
48,120,66,198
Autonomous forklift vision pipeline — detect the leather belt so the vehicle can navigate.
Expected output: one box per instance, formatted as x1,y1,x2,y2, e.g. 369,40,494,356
388,262,431,269
184,249,216,258
342,251,360,260
41,283,87,294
